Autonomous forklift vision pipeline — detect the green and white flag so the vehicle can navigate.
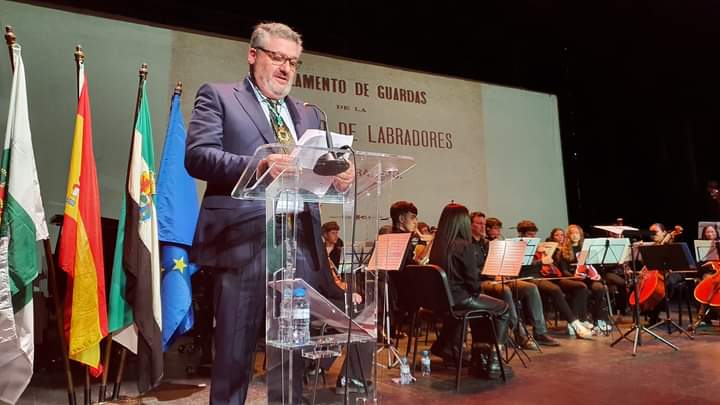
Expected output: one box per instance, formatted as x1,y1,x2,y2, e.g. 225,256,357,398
0,44,49,404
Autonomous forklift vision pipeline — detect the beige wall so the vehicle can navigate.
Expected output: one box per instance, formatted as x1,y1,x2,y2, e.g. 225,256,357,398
0,0,567,239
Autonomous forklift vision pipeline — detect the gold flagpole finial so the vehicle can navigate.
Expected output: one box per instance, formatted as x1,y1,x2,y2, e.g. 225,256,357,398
74,45,85,64
4,26,16,46
5,26,16,72
139,63,149,80
174,81,183,96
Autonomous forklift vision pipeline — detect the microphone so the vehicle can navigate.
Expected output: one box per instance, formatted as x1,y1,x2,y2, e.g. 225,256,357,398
303,102,350,176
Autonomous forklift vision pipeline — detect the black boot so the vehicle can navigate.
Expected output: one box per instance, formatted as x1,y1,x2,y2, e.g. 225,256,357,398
471,344,513,380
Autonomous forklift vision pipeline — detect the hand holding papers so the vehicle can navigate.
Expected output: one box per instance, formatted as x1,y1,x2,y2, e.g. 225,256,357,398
538,242,558,265
283,129,355,197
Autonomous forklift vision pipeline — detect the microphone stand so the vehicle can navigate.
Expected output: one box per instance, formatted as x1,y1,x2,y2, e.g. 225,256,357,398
303,103,350,176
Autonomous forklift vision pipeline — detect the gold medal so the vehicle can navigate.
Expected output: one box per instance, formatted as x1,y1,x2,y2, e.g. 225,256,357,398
276,126,292,144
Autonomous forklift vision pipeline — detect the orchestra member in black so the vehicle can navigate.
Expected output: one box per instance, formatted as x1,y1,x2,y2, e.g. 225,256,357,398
429,203,512,378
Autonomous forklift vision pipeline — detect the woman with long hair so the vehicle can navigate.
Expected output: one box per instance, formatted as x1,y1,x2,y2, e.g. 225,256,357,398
429,203,511,379
558,224,611,332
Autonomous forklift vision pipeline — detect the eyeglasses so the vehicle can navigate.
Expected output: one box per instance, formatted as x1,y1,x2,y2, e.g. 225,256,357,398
254,46,302,70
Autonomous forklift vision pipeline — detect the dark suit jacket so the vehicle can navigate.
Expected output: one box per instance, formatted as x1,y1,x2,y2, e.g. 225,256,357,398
185,79,335,287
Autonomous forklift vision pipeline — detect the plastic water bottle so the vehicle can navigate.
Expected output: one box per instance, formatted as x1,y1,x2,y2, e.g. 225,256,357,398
420,350,431,376
291,287,310,345
279,285,293,345
399,356,412,384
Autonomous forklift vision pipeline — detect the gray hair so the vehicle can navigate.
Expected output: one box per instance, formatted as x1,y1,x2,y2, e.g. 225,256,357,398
250,22,303,53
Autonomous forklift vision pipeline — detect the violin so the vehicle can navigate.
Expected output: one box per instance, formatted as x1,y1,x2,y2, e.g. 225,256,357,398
658,225,683,245
541,263,563,278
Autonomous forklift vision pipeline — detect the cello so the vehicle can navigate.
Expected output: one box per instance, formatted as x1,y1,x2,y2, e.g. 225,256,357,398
628,225,683,310
694,260,720,307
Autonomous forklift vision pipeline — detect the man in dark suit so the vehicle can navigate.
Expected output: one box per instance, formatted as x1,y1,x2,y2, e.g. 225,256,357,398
185,22,353,404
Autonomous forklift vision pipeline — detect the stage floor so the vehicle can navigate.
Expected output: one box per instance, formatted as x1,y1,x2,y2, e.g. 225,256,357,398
19,316,720,404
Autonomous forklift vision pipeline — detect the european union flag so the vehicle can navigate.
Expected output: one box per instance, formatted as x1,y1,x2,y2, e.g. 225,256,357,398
156,89,200,351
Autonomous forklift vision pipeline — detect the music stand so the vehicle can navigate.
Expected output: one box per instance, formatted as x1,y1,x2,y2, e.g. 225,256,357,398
640,243,695,340
366,232,412,369
483,240,531,365
582,238,630,336
610,244,679,356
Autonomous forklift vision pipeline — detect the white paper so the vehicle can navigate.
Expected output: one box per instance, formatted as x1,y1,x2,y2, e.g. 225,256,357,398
295,129,354,168
286,129,355,197
482,240,527,277
508,237,540,266
694,240,719,261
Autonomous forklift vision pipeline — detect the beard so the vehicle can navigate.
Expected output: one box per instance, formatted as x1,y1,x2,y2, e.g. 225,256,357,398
258,74,292,99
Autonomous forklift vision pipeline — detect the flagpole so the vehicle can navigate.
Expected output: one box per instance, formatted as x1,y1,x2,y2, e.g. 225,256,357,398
4,26,15,72
4,26,77,405
73,45,109,403
111,63,149,401
71,45,95,405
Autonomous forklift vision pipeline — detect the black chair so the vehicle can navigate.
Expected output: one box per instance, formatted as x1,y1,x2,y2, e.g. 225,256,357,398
401,264,506,390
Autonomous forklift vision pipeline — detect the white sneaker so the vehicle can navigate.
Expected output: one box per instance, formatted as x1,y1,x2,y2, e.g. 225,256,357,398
567,324,576,337
571,320,593,339
596,319,612,333
581,320,594,330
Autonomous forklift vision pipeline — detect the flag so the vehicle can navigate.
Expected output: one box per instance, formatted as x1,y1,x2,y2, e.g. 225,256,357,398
157,90,199,352
57,57,108,377
0,43,49,404
123,79,163,393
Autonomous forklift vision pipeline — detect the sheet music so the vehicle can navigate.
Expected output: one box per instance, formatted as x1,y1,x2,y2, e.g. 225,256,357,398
508,237,540,266
482,240,526,277
581,238,630,265
366,233,411,271
694,240,719,261
538,241,558,264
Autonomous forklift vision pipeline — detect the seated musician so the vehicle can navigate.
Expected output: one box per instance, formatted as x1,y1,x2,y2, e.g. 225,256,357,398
556,224,611,332
644,222,685,325
384,201,424,338
390,200,425,266
692,225,720,329
322,221,346,288
517,221,593,338
485,217,503,241
547,227,565,244
429,203,512,379
474,213,560,348
318,222,373,394
698,224,720,279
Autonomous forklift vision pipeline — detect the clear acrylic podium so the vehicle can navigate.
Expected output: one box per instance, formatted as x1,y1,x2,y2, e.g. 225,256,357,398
232,143,415,404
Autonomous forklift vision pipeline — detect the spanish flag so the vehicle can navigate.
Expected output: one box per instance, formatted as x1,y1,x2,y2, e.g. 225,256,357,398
58,58,107,376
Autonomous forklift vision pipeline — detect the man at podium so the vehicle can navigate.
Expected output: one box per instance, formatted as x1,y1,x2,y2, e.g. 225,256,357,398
185,21,353,404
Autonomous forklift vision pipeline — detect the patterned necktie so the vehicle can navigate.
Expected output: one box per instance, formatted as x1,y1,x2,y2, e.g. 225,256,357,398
266,99,294,145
